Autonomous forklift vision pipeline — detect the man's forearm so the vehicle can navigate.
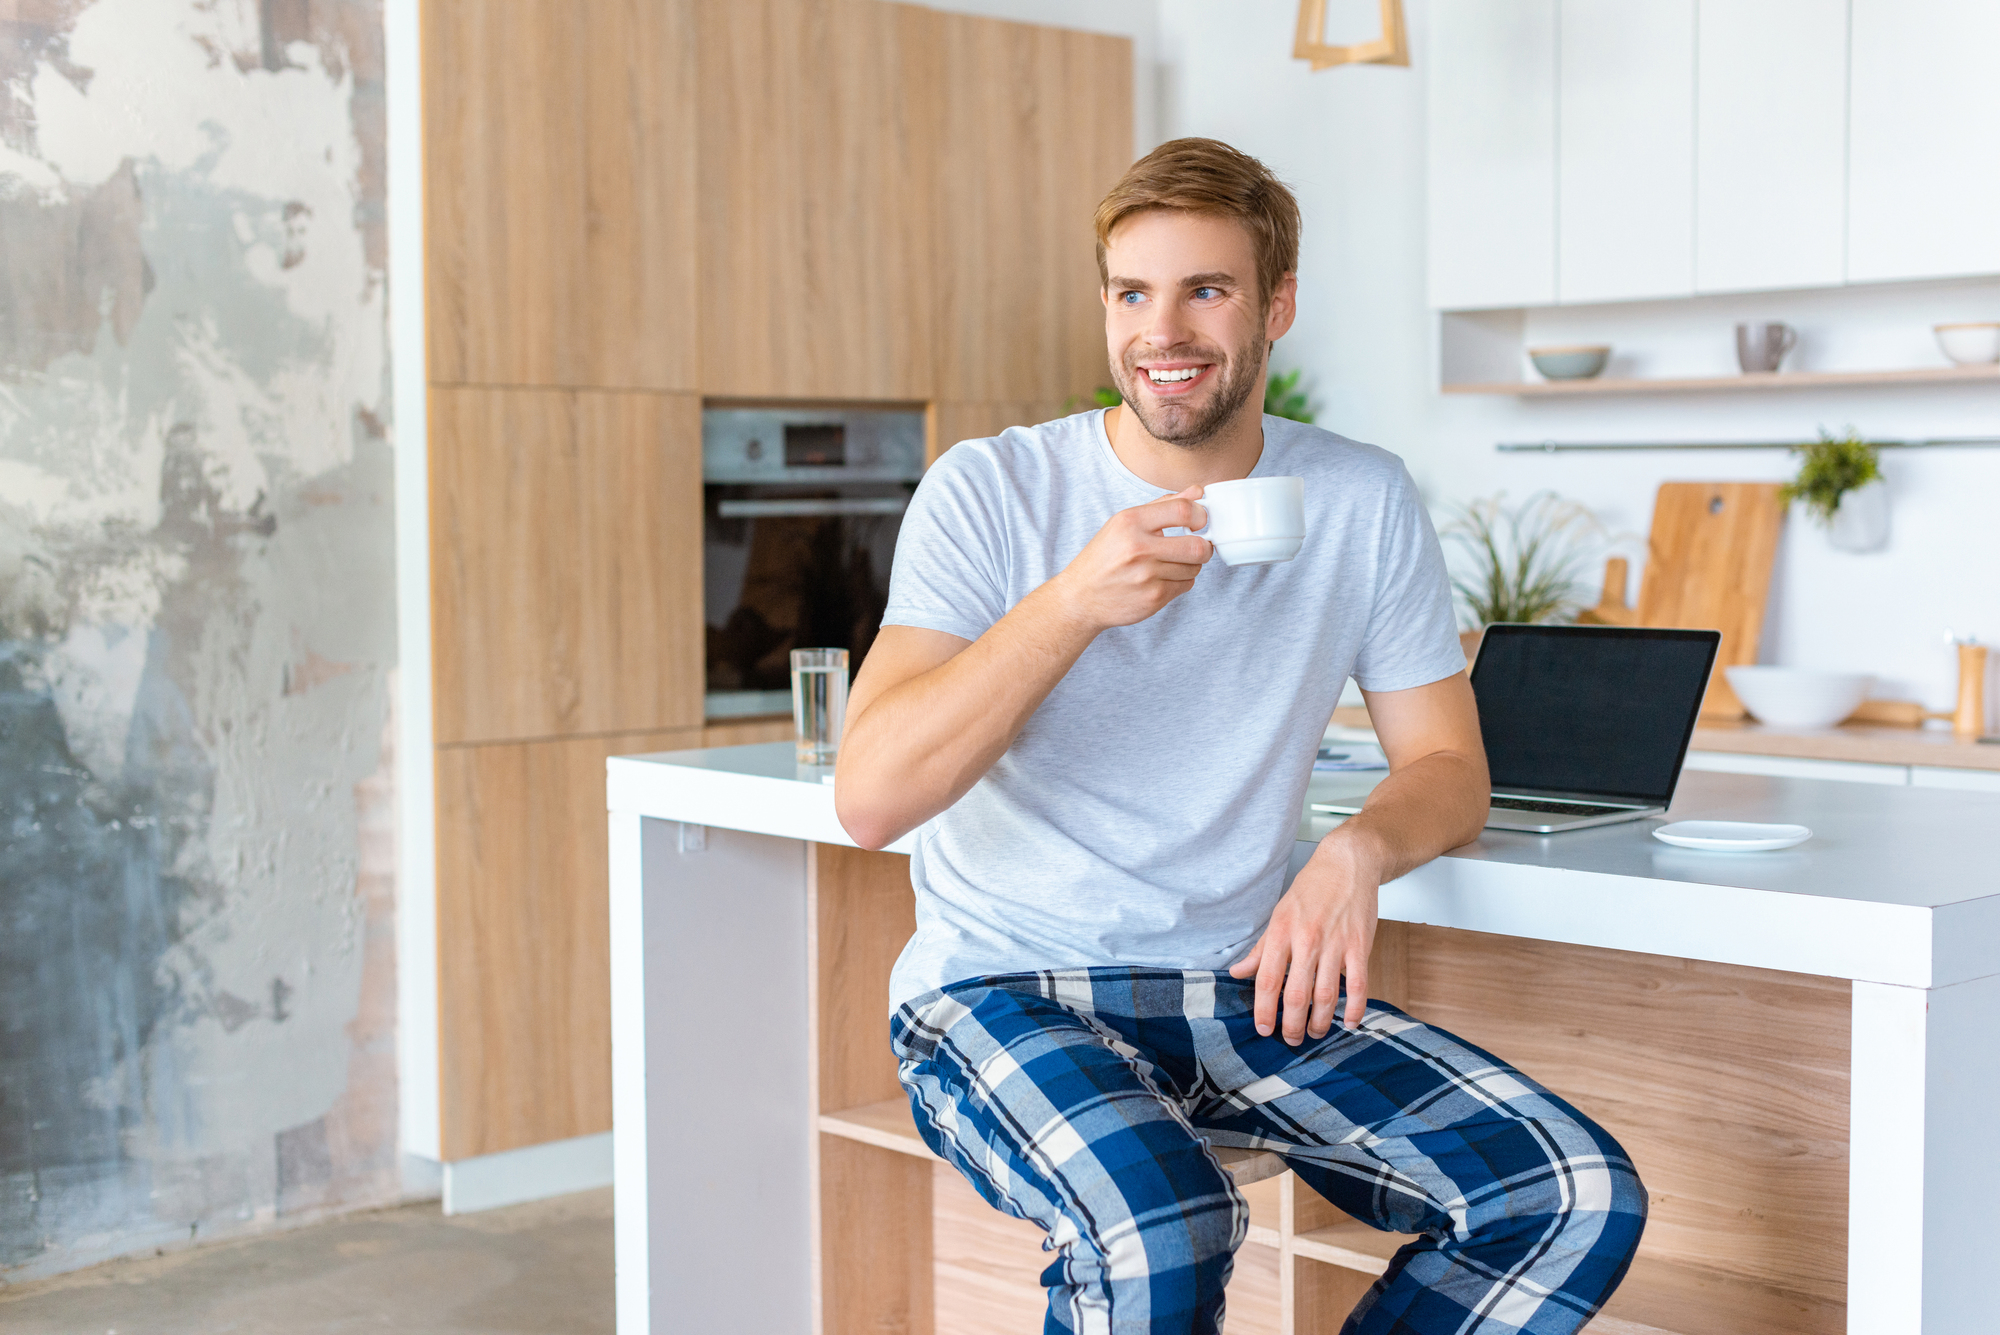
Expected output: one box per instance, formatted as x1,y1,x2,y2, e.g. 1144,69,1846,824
834,583,1098,849
1321,748,1488,882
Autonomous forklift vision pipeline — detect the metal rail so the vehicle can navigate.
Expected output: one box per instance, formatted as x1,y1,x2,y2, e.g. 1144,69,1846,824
1496,436,2000,453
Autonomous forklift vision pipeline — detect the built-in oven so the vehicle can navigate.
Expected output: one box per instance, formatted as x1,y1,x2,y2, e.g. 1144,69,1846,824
702,406,926,721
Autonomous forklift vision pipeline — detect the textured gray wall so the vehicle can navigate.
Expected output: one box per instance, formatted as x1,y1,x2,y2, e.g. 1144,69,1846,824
1,0,399,1279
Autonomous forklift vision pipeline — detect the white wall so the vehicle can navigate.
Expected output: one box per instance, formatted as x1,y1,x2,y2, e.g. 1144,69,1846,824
386,0,439,1167
1155,0,2000,716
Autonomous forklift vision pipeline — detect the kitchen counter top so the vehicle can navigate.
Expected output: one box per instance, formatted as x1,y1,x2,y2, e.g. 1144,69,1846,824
608,742,2000,1335
609,741,2000,989
1688,717,2000,770
1329,703,2000,771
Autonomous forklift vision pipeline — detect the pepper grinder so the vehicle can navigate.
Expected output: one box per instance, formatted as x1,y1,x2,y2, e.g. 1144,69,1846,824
1955,639,1989,738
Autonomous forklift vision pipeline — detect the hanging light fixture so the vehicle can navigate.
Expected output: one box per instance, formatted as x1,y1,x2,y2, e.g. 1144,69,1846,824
1294,0,1409,69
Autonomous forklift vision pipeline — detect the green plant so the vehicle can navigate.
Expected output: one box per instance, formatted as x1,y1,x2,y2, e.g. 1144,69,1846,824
1441,491,1606,629
1062,386,1123,414
1781,428,1881,525
1263,367,1314,424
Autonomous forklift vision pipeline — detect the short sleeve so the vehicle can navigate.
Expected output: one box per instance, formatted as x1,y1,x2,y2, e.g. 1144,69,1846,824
879,443,1011,643
1350,468,1467,693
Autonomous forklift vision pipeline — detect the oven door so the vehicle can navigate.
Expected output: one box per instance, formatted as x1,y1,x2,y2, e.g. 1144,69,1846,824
702,485,911,719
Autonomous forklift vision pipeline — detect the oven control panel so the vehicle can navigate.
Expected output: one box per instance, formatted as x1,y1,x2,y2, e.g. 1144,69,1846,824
701,407,926,484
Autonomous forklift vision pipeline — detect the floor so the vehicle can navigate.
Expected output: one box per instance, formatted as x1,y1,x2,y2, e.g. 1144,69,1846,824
0,1188,612,1335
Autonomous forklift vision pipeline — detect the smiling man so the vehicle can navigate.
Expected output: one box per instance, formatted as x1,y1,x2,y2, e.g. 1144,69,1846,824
834,139,1646,1334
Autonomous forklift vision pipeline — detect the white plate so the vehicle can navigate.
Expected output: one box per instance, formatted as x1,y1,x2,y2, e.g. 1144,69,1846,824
1652,821,1812,852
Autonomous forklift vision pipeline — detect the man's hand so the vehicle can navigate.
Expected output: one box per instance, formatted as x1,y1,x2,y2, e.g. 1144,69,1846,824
1229,832,1383,1042
1048,486,1214,631
1228,673,1491,1045
836,487,1216,850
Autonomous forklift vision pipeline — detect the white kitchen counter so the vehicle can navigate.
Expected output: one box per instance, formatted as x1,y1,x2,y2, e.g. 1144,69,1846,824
610,742,1999,987
607,741,2000,1335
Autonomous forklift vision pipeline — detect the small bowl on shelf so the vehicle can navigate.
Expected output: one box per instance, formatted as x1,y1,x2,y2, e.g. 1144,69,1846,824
1527,344,1611,381
1934,322,2000,366
1723,666,1873,729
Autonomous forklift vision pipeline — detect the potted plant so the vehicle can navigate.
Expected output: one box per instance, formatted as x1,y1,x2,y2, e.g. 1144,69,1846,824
1781,429,1887,553
1263,367,1314,424
1441,491,1606,660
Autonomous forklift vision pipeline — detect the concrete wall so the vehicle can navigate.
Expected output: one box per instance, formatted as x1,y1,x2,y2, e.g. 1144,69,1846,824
1154,0,1999,714
0,0,400,1280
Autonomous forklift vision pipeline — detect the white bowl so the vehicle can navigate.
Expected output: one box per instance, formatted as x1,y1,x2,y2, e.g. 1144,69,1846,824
1527,344,1611,380
1724,666,1872,729
1935,322,2000,366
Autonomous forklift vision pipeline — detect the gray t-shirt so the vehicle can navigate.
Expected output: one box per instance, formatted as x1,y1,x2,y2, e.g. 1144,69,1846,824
880,409,1463,1007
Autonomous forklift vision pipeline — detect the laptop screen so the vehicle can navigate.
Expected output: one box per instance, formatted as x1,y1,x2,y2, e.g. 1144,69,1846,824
1470,625,1722,804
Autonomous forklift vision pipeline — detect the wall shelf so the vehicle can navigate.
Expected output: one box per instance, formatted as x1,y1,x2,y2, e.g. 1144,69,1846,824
1445,362,2000,396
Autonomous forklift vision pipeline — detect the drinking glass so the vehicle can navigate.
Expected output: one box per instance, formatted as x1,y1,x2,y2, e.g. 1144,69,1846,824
791,648,849,765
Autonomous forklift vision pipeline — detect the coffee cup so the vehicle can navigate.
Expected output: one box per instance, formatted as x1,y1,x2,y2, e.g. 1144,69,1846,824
1736,321,1796,374
1196,476,1305,565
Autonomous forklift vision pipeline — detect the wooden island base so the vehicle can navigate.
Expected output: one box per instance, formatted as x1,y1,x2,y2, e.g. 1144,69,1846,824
811,845,1849,1335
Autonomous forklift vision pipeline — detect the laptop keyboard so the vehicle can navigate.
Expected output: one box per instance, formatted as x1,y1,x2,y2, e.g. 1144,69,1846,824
1489,798,1629,818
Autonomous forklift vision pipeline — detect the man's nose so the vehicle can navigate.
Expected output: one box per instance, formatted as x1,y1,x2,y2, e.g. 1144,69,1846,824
1143,299,1191,349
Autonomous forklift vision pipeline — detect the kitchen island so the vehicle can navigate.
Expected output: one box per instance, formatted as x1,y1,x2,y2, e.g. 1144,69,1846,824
607,742,1999,1335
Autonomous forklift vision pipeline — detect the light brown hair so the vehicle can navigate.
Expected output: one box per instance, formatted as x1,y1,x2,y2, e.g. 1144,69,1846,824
1094,138,1301,305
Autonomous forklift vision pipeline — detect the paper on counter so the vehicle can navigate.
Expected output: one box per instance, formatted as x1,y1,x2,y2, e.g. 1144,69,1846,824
1314,742,1387,772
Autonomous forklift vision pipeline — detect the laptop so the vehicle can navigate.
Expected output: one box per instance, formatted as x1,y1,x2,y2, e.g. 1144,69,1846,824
1313,624,1722,834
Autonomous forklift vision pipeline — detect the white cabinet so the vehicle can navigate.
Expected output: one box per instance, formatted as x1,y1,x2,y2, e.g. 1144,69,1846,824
1911,766,2000,793
1426,0,1557,310
1848,0,2000,284
1556,0,1694,304
1429,1,2000,310
1682,751,1911,786
1694,0,1848,293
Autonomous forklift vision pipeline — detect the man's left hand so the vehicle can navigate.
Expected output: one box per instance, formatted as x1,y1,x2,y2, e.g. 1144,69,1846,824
1228,831,1383,1044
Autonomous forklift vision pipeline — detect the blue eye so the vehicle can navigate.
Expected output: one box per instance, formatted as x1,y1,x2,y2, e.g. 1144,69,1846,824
1120,291,1145,305
1194,287,1221,300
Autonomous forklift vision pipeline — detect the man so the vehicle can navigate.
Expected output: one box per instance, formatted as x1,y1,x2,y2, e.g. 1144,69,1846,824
834,138,1645,1335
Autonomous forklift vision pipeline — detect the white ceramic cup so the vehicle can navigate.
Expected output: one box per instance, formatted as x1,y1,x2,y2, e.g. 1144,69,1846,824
1196,476,1305,565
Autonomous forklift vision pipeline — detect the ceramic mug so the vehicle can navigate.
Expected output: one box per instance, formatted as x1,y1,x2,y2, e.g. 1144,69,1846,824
1736,321,1797,374
1196,476,1305,565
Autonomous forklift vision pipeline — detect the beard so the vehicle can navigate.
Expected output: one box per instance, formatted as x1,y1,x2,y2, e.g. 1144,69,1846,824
1108,337,1264,450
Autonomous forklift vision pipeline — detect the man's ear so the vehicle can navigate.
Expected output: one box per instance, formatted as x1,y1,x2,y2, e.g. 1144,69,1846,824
1265,272,1299,343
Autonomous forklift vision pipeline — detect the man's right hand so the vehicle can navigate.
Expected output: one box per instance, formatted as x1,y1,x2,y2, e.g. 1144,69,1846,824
836,487,1215,850
1049,486,1215,631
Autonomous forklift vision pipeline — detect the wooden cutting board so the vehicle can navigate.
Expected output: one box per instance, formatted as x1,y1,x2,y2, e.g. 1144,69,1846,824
1636,482,1787,719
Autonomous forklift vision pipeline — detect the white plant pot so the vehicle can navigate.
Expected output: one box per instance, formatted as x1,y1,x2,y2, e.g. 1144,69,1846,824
1828,478,1889,553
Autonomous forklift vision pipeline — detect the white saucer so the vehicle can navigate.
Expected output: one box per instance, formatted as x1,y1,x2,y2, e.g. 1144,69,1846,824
1652,820,1812,852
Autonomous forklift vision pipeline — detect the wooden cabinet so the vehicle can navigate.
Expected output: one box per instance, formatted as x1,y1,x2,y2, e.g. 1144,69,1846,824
694,0,942,401
423,0,698,390
932,14,1131,409
1695,0,1848,294
1425,0,1557,310
429,387,704,745
1556,0,1694,304
424,0,1131,1169
1847,0,2000,283
436,728,696,1159
930,401,1070,462
803,849,1850,1335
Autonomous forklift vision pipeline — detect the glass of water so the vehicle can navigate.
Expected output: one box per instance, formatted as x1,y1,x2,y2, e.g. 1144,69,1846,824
790,648,849,765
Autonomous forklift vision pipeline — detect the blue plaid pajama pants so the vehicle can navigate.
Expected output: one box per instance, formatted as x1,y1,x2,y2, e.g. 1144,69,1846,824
891,968,1647,1335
